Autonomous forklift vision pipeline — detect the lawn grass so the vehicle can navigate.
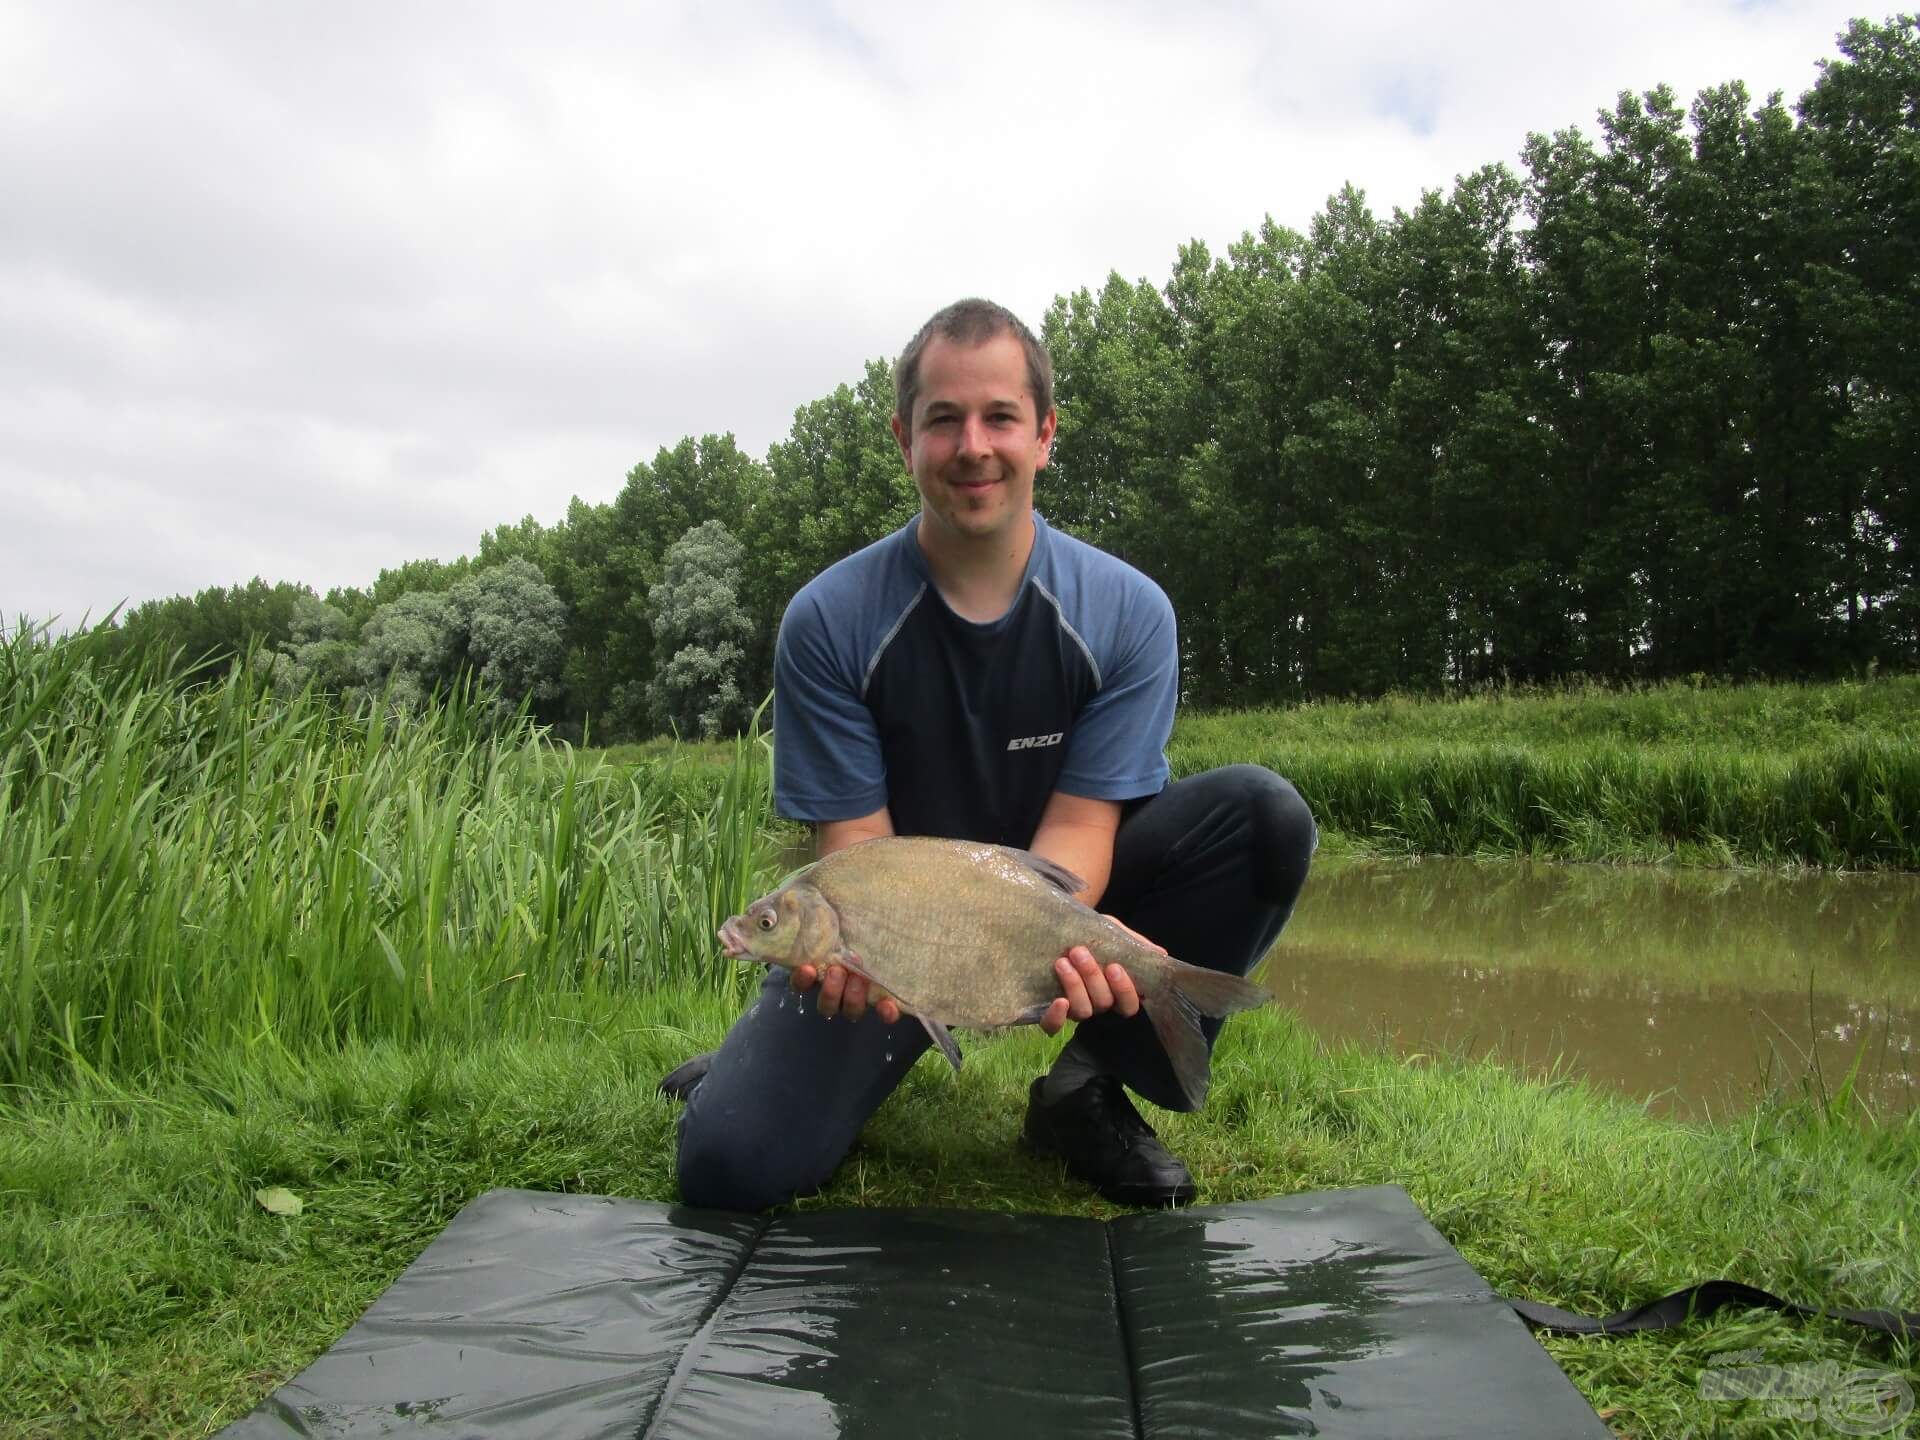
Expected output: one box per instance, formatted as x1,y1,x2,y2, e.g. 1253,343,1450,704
3,998,1914,1437
5,632,1916,1436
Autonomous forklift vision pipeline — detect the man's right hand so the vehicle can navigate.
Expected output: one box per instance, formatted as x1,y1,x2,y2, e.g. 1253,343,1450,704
791,962,902,1025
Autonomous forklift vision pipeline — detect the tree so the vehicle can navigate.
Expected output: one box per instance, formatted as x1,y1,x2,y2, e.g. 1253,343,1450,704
111,577,310,685
452,558,569,720
353,590,462,710
1800,16,1920,665
645,521,755,739
271,594,359,696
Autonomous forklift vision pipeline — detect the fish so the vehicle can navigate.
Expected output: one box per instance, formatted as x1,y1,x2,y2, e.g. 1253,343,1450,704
717,835,1269,1108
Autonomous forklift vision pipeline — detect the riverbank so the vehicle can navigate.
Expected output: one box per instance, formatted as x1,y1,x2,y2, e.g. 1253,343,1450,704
4,996,1916,1437
1173,677,1920,869
4,640,1915,1434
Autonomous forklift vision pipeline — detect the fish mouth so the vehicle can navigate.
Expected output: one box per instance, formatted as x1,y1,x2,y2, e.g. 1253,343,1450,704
717,916,750,958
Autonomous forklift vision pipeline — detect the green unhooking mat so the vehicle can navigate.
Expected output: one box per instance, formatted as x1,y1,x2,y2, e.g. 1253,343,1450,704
219,1184,1611,1438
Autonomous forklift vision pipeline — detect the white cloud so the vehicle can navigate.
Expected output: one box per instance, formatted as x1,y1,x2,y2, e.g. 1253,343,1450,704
1,0,1872,626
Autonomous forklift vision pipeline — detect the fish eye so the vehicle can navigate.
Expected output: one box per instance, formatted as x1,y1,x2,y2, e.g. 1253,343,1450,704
756,911,776,932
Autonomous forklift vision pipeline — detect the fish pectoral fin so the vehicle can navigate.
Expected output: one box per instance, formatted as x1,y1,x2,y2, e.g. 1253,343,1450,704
991,845,1086,896
917,1015,963,1072
830,948,898,1004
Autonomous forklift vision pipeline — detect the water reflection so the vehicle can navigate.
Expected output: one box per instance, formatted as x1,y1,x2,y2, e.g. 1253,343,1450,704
1269,858,1920,1117
1110,1190,1610,1439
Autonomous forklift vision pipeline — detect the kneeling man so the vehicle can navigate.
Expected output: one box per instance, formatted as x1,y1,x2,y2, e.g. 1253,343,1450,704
666,298,1316,1210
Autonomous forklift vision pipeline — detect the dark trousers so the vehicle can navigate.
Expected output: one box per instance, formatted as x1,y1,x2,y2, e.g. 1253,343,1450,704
676,765,1316,1210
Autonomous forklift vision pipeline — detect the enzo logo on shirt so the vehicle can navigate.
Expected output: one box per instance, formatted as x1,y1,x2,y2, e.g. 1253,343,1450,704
1006,733,1065,752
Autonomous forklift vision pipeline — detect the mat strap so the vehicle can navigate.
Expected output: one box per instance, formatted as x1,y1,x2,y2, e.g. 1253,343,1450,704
1510,1281,1920,1339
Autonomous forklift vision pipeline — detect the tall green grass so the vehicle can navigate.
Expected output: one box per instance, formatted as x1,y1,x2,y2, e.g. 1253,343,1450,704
0,624,776,1091
1172,678,1920,868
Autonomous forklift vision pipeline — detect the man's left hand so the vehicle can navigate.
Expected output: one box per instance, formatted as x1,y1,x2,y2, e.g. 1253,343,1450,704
1038,917,1165,1036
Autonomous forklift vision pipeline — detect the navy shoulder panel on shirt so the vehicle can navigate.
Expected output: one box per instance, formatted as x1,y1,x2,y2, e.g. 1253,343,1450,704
771,522,926,823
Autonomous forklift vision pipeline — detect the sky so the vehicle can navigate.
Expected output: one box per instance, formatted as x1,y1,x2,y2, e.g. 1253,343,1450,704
1,0,1878,630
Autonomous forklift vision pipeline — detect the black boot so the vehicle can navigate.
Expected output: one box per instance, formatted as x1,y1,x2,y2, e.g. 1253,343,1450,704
1022,1075,1196,1207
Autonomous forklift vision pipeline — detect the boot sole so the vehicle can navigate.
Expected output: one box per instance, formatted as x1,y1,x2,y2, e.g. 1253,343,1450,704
1019,1132,1198,1208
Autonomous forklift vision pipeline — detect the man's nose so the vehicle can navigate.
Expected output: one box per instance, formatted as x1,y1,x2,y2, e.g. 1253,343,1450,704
958,414,993,458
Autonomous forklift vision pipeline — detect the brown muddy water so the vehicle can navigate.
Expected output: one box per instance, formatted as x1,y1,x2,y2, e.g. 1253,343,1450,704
1266,858,1919,1118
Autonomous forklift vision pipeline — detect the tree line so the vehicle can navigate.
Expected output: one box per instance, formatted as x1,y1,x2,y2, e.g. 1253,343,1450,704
100,18,1917,732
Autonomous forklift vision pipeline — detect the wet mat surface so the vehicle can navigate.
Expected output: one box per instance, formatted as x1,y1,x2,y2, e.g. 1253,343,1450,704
220,1185,1608,1439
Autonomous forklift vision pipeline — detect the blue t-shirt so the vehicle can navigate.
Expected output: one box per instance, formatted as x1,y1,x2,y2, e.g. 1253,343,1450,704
772,512,1177,847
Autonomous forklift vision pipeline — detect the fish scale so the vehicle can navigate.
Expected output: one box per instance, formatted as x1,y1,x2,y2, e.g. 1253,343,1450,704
719,835,1271,1107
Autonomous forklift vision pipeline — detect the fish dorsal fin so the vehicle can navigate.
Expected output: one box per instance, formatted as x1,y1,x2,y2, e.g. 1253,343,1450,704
992,845,1086,896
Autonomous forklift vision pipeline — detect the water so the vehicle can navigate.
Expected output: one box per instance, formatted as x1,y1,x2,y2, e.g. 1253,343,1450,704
1268,857,1919,1117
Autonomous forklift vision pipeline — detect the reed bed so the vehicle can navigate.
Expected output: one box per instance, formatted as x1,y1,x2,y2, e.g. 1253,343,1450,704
0,624,775,1091
1172,679,1920,868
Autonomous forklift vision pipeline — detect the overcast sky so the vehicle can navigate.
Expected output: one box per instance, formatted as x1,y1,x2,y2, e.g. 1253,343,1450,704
2,0,1875,629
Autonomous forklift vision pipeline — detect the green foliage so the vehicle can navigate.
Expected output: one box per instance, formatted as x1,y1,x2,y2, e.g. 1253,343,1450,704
644,521,755,739
110,577,312,686
1171,677,1920,867
271,593,358,696
455,556,568,718
351,586,461,706
344,558,569,718
0,621,776,1090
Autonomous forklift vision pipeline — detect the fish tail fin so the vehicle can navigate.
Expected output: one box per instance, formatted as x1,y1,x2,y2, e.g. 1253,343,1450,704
1142,962,1270,1110
1164,958,1270,1019
1142,987,1212,1110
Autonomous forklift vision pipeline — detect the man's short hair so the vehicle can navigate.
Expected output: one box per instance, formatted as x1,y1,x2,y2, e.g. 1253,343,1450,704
894,298,1054,436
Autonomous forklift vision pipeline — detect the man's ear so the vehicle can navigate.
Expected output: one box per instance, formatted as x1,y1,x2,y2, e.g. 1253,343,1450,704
890,412,912,469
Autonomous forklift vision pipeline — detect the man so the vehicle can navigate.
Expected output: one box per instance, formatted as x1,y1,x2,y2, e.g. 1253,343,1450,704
669,298,1315,1211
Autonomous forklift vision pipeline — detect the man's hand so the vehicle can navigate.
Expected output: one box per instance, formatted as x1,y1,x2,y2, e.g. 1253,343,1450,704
791,962,902,1025
1037,917,1166,1037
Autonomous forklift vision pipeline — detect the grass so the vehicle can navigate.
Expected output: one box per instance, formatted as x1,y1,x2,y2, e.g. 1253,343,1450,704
1,624,772,1090
2,1003,1915,1437
4,629,1917,1436
1170,677,1920,869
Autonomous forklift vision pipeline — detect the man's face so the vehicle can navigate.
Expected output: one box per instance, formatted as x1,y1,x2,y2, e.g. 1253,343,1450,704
892,332,1056,550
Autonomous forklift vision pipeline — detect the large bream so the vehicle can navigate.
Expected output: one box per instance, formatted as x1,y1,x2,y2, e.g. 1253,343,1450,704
719,836,1269,1107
